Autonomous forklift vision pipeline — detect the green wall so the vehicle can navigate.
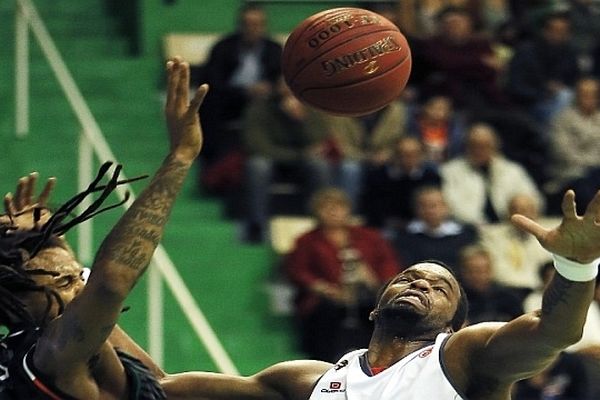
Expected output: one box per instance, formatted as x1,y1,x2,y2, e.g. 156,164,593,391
140,0,361,63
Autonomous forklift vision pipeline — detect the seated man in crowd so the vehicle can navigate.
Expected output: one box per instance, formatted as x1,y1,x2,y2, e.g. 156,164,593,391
241,79,334,243
546,76,600,215
199,2,282,182
479,193,554,299
441,122,544,224
393,186,479,268
457,245,524,325
363,136,441,231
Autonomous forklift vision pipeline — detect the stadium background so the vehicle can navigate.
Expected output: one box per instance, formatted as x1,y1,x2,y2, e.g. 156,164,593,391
0,0,355,374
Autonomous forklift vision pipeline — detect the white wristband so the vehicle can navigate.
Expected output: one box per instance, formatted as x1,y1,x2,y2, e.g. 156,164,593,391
552,254,599,282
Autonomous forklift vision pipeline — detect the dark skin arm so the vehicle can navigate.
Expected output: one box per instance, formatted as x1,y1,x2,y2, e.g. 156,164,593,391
160,360,332,400
107,325,333,400
445,190,600,398
30,57,208,398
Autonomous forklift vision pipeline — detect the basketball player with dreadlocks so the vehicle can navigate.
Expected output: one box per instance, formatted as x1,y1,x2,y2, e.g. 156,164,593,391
0,56,207,399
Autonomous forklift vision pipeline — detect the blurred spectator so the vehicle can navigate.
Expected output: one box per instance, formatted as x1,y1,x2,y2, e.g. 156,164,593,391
568,0,600,70
285,188,401,362
509,0,570,39
479,193,553,296
199,3,282,191
362,137,441,230
440,122,544,224
406,94,467,164
324,100,408,210
546,77,600,215
397,0,510,37
457,245,523,324
411,5,506,110
512,351,591,400
473,106,550,188
506,11,581,129
575,345,600,399
241,79,334,243
392,186,478,268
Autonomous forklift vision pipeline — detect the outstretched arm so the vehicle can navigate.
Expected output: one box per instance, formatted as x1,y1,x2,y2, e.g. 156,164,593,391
160,360,331,400
34,58,208,374
450,190,600,387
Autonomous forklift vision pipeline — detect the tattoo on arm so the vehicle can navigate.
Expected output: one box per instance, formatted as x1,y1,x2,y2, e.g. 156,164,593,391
96,157,188,274
541,275,574,315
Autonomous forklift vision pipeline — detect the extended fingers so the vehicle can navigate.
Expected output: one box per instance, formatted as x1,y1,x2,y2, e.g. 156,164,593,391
4,193,15,215
511,214,548,241
188,84,209,115
21,172,38,208
166,56,192,112
13,172,38,210
165,57,181,110
177,60,190,106
4,173,54,215
37,177,56,207
561,190,578,220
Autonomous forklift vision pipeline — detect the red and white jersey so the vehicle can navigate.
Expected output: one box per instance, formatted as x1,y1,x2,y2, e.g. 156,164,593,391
309,333,464,400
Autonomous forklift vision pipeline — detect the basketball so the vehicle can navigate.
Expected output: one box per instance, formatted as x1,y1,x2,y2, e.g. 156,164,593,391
281,7,412,116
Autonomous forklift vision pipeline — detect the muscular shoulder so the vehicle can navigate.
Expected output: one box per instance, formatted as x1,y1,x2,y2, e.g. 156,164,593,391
254,360,332,400
444,323,511,397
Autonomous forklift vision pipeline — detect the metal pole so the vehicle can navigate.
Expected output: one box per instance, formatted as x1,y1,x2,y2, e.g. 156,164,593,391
15,0,30,137
148,260,164,367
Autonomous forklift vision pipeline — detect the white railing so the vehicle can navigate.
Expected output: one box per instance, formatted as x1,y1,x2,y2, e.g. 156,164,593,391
14,0,239,375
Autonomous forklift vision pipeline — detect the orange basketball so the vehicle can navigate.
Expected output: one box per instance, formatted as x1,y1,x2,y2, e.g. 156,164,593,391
281,7,412,116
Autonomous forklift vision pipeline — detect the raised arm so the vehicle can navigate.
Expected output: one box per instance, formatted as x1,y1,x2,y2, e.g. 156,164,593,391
34,58,208,372
449,190,600,390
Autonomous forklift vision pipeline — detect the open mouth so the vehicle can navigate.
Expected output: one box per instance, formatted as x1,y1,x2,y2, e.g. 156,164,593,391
394,291,428,307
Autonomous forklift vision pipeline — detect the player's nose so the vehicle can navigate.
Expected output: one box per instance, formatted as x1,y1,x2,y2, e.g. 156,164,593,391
410,279,431,291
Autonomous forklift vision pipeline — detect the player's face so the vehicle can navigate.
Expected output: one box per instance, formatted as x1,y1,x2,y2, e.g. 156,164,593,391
375,263,460,331
21,246,86,323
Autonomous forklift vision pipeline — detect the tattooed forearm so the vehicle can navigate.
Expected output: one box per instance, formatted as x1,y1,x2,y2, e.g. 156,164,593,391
541,275,574,315
537,272,595,347
95,156,191,276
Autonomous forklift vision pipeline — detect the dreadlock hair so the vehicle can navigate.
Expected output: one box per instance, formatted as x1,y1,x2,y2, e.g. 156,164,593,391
0,162,146,330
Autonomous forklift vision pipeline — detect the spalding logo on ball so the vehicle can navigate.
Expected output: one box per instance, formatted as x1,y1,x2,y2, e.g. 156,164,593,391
282,7,412,116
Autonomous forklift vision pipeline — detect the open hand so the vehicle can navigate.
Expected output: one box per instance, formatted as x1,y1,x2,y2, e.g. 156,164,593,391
2,172,56,229
511,190,600,263
165,56,209,163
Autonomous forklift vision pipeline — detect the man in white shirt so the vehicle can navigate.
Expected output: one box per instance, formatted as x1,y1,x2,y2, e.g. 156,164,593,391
441,123,543,225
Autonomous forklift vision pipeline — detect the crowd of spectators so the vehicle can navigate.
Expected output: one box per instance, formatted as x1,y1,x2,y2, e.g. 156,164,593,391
195,1,600,397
